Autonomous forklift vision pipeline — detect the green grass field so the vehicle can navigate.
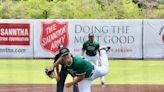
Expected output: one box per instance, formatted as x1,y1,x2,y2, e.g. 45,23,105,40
0,59,164,84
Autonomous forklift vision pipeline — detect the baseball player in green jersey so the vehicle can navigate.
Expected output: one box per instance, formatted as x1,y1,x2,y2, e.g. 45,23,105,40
52,46,110,92
82,33,100,65
82,33,105,86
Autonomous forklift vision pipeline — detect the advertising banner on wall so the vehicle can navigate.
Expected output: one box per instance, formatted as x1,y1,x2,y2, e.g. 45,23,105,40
34,20,69,58
0,20,34,58
143,20,164,59
34,19,143,59
1,19,163,59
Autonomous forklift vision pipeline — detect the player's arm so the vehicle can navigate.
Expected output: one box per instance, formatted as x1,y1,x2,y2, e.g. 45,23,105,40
56,65,60,76
52,56,62,69
66,70,86,88
54,64,61,81
51,57,62,81
73,75,85,84
81,43,86,58
51,53,61,71
65,75,85,88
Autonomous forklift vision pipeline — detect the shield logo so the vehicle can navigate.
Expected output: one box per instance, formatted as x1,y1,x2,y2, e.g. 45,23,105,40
40,20,68,54
159,25,164,43
162,35,164,42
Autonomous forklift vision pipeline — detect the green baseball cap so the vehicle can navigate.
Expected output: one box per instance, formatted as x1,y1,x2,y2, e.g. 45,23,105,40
59,48,70,56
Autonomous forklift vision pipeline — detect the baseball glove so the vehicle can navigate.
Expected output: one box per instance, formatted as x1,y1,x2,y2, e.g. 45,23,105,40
45,66,56,79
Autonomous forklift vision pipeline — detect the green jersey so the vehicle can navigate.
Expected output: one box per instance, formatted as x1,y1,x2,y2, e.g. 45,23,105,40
82,40,100,56
61,57,93,78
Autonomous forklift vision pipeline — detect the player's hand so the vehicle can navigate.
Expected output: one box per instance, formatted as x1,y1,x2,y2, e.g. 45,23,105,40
65,82,73,88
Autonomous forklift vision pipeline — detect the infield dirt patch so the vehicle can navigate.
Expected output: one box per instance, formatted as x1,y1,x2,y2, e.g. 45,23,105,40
0,84,164,92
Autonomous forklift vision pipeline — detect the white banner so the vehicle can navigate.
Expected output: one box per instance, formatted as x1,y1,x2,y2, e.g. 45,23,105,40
143,19,164,59
0,20,34,58
2,19,163,59
34,19,143,59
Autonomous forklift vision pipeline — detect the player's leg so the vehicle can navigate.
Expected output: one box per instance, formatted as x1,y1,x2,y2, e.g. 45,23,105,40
84,54,89,61
98,50,108,86
78,79,92,92
90,47,110,79
73,84,79,92
97,47,109,76
99,47,110,68
92,55,99,65
95,55,105,86
84,55,92,63
56,67,68,92
70,73,79,92
85,55,98,66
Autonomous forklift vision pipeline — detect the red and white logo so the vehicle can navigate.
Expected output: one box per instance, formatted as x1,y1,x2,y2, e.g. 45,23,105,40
0,23,30,45
41,20,68,54
159,25,164,43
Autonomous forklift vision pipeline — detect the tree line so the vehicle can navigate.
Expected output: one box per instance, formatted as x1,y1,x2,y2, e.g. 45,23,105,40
0,0,163,19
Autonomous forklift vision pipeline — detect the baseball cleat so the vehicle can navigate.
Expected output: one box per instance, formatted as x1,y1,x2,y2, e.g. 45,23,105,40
99,46,111,52
101,81,105,87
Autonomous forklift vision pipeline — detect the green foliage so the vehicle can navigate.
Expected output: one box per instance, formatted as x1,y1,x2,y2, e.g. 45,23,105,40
0,5,3,18
25,0,49,19
155,9,164,18
0,0,163,19
8,1,27,18
0,0,14,18
115,0,144,19
96,0,144,19
48,0,102,19
144,8,164,19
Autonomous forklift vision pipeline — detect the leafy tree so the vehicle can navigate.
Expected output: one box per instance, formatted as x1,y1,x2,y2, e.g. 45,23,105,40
0,0,163,19
48,0,102,19
0,0,14,18
97,0,144,19
8,1,28,18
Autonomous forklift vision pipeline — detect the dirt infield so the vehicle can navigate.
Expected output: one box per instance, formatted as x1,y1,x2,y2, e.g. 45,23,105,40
0,84,164,92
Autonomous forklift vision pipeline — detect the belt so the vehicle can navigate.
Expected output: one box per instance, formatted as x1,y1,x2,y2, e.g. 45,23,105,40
87,54,96,56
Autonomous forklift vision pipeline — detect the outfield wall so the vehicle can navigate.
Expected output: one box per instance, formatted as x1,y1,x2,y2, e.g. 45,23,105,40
0,19,163,59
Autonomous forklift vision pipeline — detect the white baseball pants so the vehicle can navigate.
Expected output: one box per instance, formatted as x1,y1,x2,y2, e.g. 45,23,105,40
78,49,109,92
